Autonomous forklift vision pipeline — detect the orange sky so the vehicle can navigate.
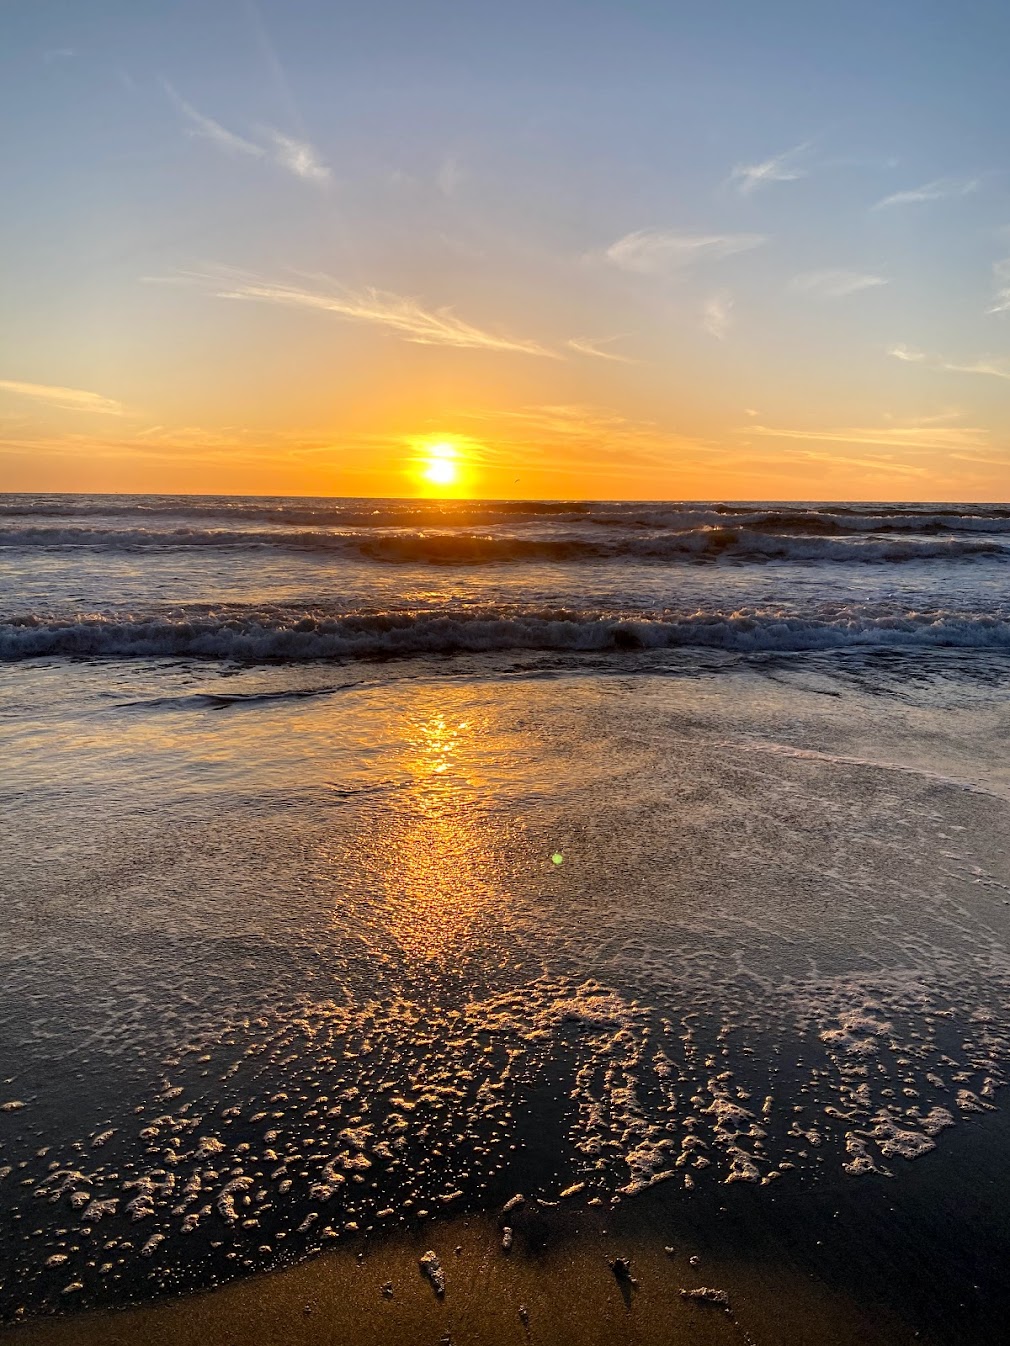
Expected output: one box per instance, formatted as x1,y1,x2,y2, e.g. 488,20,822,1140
3,2,1009,501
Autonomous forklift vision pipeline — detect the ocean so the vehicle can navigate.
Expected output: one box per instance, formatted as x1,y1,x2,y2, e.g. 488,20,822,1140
4,493,1010,1344
5,494,1010,660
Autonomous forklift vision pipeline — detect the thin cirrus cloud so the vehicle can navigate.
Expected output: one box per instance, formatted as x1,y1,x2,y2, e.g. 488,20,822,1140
942,357,1010,380
162,81,330,184
0,379,125,416
193,273,558,357
604,230,765,275
702,291,734,340
888,344,1010,380
729,143,809,195
266,130,331,184
790,269,888,298
461,403,714,471
889,344,928,362
747,421,989,452
871,177,979,210
566,336,638,364
987,259,1010,315
437,155,463,197
888,344,1010,382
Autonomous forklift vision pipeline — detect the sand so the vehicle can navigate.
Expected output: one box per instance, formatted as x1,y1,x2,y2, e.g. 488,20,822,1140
5,1205,927,1346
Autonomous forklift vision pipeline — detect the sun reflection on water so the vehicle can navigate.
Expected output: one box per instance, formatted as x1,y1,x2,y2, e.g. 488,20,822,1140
354,705,513,968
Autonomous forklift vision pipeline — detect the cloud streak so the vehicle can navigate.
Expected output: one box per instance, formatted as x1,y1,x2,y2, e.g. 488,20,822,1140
604,230,765,275
460,403,714,473
163,82,330,185
163,81,264,158
888,345,1010,380
729,144,808,195
748,421,989,453
0,379,125,416
437,155,463,197
790,269,888,298
201,274,557,357
987,259,1010,315
266,130,331,183
566,336,637,363
702,291,734,339
872,177,978,210
942,356,1010,380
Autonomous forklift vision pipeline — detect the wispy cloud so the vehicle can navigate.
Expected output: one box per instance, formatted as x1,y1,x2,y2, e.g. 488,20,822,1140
790,269,888,298
729,143,809,195
987,258,1010,315
163,82,330,185
437,155,463,197
265,130,331,183
163,81,264,158
888,344,1010,380
888,344,928,362
187,272,557,357
0,379,125,416
566,335,637,363
604,230,765,275
747,420,989,453
871,177,978,210
460,403,714,474
702,291,734,339
0,422,353,471
942,356,1010,380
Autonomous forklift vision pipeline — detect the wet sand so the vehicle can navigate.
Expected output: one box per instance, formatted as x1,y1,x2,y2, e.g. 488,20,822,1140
5,652,1010,1344
12,1092,1010,1346
2,1209,921,1346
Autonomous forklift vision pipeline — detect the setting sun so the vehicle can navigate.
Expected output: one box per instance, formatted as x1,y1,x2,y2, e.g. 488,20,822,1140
417,441,463,492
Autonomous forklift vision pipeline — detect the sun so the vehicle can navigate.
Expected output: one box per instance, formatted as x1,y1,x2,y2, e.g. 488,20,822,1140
418,441,460,490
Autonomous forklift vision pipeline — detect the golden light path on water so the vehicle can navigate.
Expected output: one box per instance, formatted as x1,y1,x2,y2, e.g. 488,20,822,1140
355,708,510,966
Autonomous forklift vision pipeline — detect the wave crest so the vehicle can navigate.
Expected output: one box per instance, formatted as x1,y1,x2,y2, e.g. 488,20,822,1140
1,524,1005,565
5,606,1010,661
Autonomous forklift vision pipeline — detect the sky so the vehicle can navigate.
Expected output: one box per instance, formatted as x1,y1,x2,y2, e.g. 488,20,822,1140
1,0,1009,501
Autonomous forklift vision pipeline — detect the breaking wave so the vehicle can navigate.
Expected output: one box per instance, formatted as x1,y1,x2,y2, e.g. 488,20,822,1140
1,524,1006,564
5,495,1010,534
5,606,1010,661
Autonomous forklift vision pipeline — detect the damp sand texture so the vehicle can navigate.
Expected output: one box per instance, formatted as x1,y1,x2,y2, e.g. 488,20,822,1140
5,651,1010,1342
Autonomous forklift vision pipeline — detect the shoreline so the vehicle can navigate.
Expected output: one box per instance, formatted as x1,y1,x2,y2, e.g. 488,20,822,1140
1,1203,927,1346
12,1097,1010,1346
5,633,1010,1344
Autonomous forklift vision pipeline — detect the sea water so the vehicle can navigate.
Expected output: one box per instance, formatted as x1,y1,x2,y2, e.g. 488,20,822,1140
3,495,1010,1336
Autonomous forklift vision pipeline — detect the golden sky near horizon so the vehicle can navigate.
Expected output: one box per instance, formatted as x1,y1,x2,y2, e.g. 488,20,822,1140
2,1,1009,501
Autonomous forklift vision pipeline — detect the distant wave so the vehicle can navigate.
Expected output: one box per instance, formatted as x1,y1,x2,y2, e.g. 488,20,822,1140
4,496,1010,537
6,607,1010,661
0,497,592,527
1,524,1006,564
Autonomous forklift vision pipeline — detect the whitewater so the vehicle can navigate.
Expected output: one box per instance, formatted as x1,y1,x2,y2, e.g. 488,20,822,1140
3,493,1010,662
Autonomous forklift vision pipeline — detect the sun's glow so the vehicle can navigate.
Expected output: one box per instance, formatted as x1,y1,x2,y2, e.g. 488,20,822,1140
414,439,468,493
424,458,457,486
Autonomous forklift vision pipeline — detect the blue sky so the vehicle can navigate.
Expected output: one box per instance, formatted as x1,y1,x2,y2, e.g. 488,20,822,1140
1,0,1008,498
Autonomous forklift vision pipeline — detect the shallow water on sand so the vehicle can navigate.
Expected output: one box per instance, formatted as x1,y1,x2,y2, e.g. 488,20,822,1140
3,648,1010,1341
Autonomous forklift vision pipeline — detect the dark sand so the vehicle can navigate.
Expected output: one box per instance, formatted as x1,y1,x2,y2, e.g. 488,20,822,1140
11,1097,1010,1346
4,1213,913,1346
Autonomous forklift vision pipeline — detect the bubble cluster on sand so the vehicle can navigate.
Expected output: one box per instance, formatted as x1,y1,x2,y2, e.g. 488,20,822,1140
3,953,1009,1318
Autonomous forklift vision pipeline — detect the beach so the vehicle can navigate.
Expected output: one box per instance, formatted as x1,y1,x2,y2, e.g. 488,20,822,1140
3,496,1010,1343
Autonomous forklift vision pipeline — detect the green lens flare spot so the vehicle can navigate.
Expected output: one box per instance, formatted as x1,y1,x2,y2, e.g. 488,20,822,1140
551,852,564,866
